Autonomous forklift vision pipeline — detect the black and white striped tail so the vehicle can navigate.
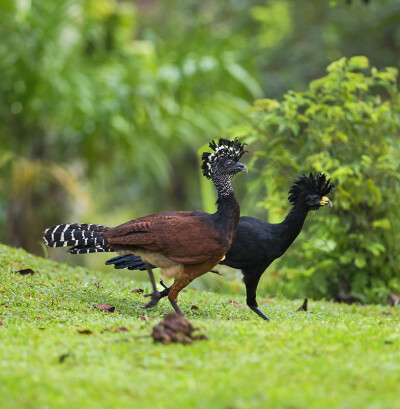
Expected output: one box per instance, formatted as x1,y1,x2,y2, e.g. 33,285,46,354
43,223,112,254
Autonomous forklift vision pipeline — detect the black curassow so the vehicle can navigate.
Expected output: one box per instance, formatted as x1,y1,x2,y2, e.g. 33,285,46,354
106,173,334,320
43,139,248,316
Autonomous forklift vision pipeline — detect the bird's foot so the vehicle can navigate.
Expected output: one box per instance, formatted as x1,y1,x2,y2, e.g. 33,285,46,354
142,291,162,308
143,286,170,308
249,305,271,321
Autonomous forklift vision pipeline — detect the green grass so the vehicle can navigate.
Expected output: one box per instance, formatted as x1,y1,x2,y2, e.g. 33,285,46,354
1,244,399,409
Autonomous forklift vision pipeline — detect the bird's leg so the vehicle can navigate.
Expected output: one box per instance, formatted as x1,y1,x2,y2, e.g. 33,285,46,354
244,273,271,321
167,275,191,317
147,263,158,293
143,264,162,308
169,299,184,316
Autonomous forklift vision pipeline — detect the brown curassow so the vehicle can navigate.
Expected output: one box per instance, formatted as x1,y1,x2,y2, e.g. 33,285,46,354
43,139,248,315
106,173,334,320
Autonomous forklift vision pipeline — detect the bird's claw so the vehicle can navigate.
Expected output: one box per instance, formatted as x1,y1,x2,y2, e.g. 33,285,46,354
159,280,168,289
142,291,162,308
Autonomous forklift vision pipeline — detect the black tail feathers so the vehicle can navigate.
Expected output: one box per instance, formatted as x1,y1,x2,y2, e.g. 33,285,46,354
43,223,111,254
105,254,147,271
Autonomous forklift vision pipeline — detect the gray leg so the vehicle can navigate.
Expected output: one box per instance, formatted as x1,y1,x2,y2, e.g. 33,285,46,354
168,298,184,316
142,264,161,308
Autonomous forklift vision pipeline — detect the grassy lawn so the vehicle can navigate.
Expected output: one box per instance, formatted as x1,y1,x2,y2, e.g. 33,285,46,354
0,243,399,409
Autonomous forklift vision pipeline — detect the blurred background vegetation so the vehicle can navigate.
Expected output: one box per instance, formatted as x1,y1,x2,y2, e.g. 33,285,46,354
1,0,400,303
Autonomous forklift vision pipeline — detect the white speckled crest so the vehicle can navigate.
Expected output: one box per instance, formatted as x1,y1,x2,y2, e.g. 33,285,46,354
201,138,247,179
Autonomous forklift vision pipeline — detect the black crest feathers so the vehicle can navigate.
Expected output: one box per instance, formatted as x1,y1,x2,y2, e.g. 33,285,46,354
201,138,247,179
288,172,334,205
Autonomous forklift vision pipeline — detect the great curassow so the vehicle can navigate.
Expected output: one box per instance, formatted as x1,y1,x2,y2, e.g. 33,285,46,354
43,139,248,315
106,173,334,320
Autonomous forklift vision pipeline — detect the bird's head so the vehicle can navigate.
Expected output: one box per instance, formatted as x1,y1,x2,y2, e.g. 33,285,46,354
288,172,334,211
201,138,248,181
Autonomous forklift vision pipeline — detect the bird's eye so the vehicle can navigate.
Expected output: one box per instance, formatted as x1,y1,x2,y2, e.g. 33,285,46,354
226,160,233,167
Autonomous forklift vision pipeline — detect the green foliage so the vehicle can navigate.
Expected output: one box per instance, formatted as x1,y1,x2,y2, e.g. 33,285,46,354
0,0,259,253
238,56,400,303
250,0,400,98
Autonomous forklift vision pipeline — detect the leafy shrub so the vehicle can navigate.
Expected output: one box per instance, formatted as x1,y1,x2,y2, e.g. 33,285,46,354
237,56,400,303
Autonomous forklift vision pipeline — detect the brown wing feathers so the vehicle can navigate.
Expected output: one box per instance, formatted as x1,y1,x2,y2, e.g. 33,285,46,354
106,212,224,264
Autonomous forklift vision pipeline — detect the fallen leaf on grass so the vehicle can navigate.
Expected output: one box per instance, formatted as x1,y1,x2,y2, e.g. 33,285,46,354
139,315,154,321
152,312,208,345
93,304,115,313
228,300,245,307
296,298,308,312
0,319,3,326
130,288,144,294
94,282,102,288
260,298,274,303
102,327,129,333
77,329,93,335
16,268,35,275
59,353,70,363
190,305,199,310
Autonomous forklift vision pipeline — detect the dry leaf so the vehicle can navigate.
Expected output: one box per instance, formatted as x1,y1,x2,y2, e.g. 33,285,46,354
95,283,102,288
93,304,115,313
130,288,144,294
260,298,274,303
16,268,35,275
152,312,208,345
102,326,129,333
77,329,93,335
190,305,199,310
0,319,3,326
59,353,70,363
296,298,308,312
139,315,154,321
228,300,245,307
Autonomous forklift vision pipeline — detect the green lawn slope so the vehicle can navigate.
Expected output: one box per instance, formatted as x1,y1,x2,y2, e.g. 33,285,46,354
0,244,399,409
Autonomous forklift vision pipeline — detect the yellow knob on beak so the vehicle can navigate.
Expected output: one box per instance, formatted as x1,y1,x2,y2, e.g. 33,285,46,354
320,196,333,207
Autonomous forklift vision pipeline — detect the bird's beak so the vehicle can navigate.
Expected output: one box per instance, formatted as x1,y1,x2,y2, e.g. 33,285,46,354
233,162,248,174
320,196,333,207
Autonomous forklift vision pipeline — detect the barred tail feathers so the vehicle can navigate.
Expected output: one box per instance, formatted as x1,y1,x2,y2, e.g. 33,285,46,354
43,223,111,254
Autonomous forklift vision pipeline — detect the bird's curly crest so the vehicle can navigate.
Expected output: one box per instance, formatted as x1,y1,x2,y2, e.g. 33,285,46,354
288,172,334,205
201,138,247,179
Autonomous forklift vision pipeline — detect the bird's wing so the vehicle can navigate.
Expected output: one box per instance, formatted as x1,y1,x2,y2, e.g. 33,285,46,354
106,211,224,264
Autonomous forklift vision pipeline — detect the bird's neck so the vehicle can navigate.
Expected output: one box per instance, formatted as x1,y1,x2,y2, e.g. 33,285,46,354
278,202,310,251
213,176,240,238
